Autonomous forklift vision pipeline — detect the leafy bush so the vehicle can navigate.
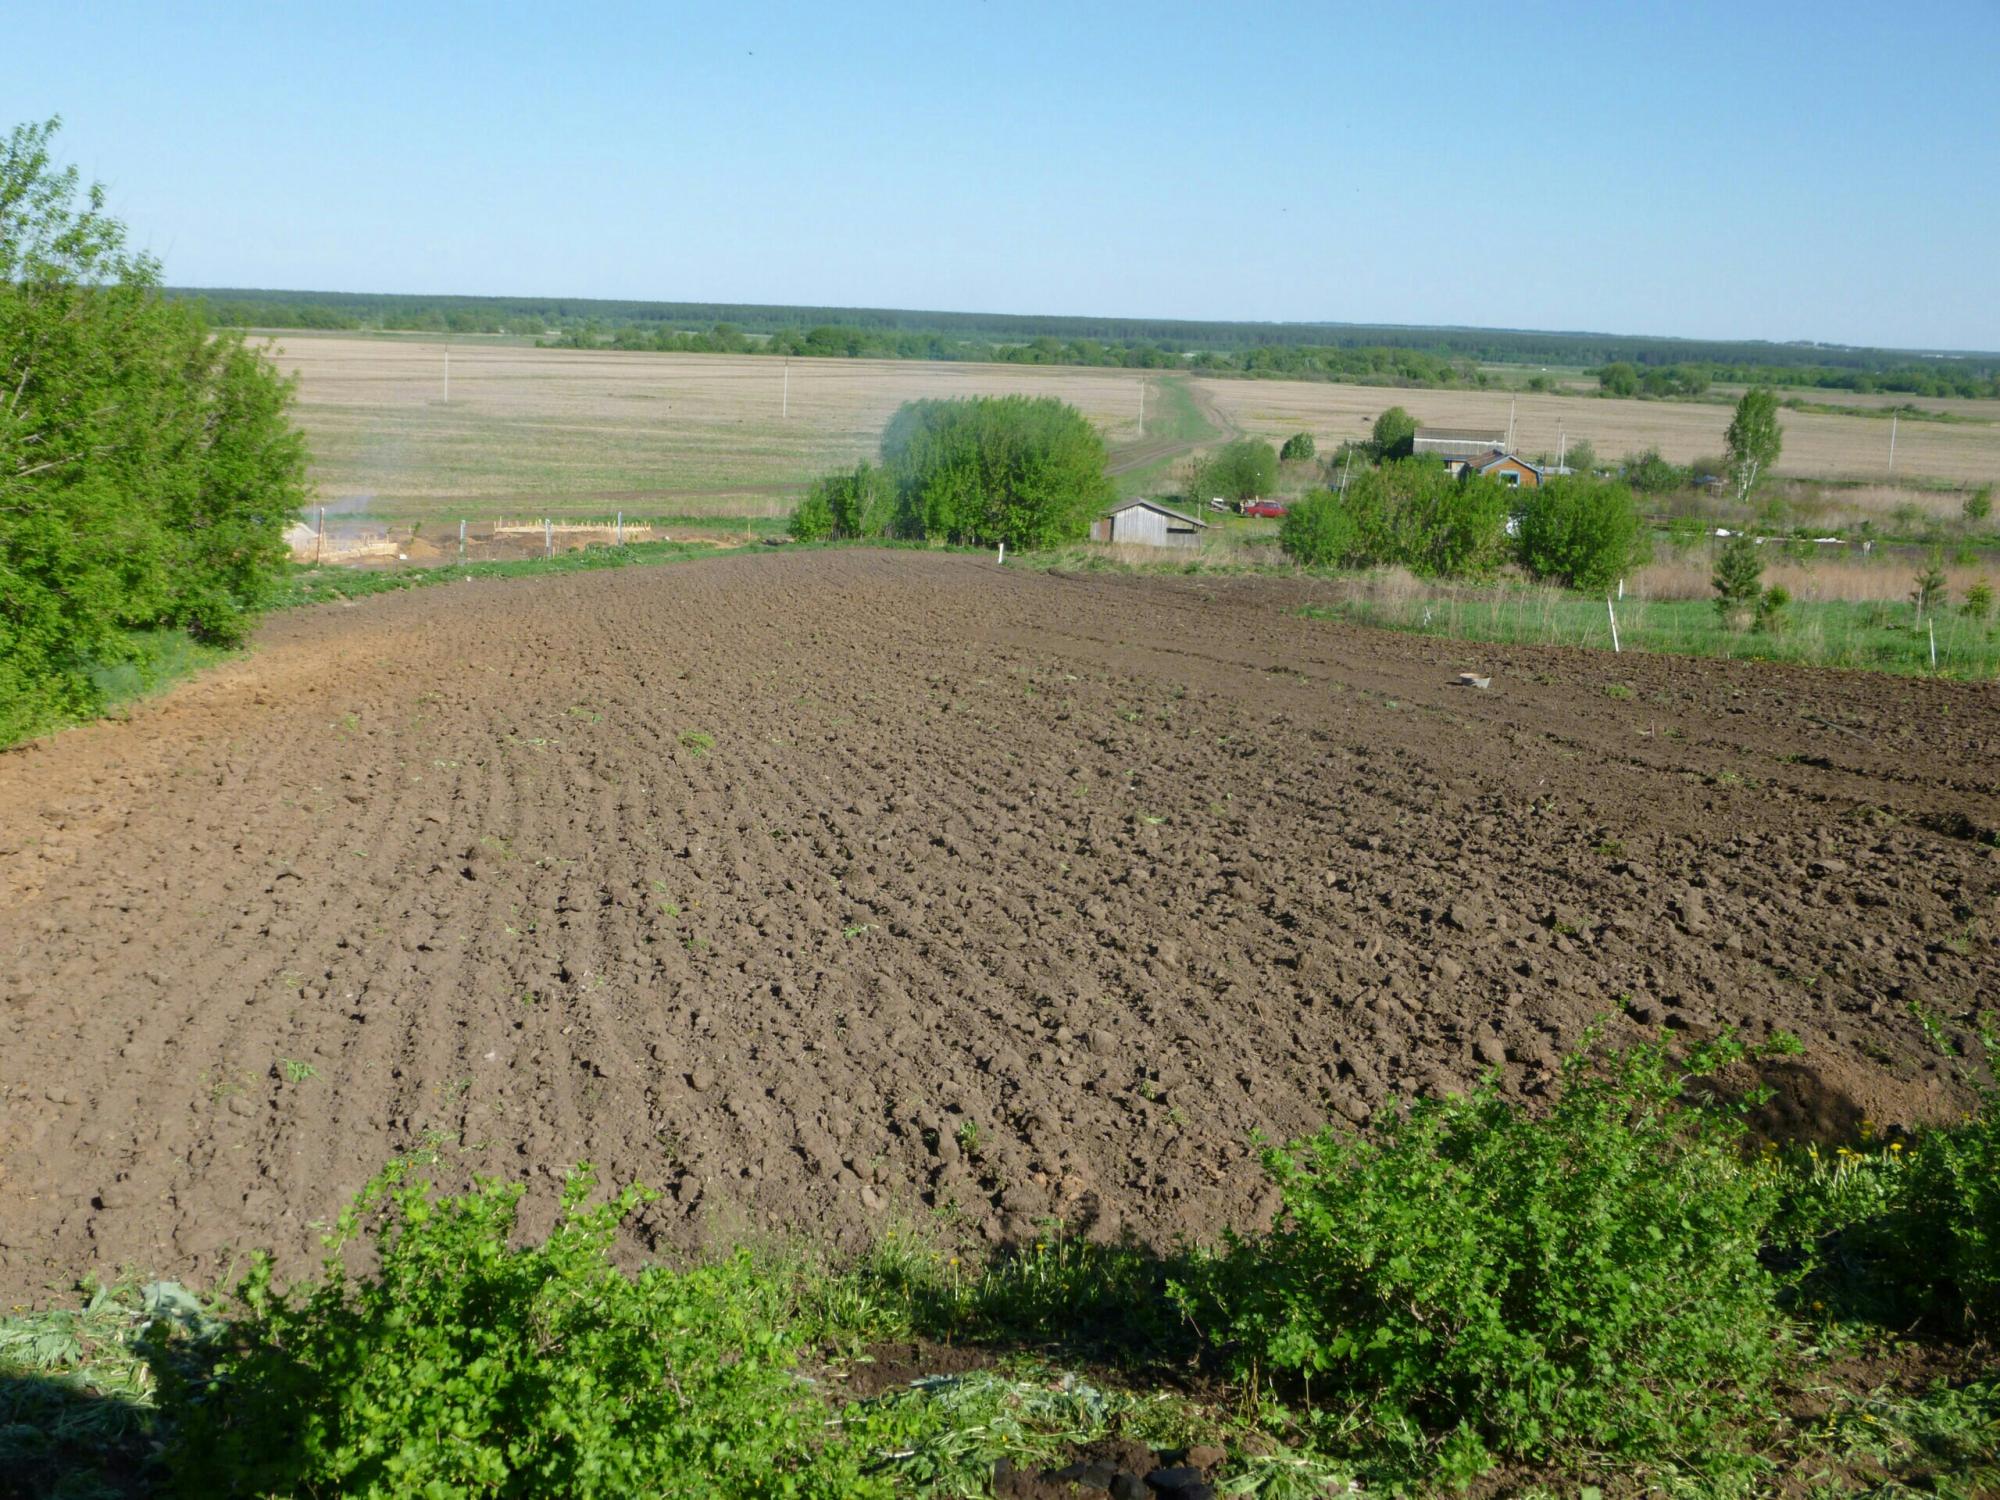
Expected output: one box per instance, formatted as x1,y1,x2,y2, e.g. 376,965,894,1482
1190,438,1279,503
881,395,1112,548
1277,461,1509,578
1621,447,1685,494
1176,1037,1783,1481
1,118,305,743
1755,582,1792,633
1370,405,1417,460
1279,431,1316,462
787,488,835,541
1277,489,1364,568
1965,580,1995,620
161,1163,868,1498
1899,1066,2000,1329
789,460,892,542
1965,484,1992,523
1513,475,1648,591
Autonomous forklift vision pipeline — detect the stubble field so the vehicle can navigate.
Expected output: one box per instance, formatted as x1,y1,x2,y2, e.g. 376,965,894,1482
1194,377,2000,486
263,337,2000,535
1,550,1994,1302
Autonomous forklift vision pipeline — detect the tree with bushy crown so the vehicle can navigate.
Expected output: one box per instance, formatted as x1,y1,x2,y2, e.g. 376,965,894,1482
881,395,1112,548
1724,387,1782,503
1515,476,1648,592
1191,438,1279,503
1,116,308,744
1371,406,1418,460
1279,431,1316,462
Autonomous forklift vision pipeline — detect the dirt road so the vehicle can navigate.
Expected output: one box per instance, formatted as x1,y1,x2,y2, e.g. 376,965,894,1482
1,552,1993,1299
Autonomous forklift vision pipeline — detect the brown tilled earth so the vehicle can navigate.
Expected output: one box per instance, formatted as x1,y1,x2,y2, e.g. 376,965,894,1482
2,551,1996,1301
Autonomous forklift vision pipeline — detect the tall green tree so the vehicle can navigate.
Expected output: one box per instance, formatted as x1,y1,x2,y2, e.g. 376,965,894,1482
1,117,307,743
1515,476,1648,592
1724,387,1782,503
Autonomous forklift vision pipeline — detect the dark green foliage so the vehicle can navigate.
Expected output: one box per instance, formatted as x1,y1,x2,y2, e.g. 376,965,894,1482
1278,431,1316,462
1621,447,1686,494
1190,438,1279,503
1712,534,1765,626
880,395,1112,548
787,489,834,542
1898,1067,2000,1329
1370,405,1418,459
1725,386,1783,500
161,1163,867,1498
1754,583,1792,633
1965,580,1995,620
1176,1037,1784,1481
1514,475,1648,591
1597,361,1640,397
1345,459,1511,577
790,460,892,541
1967,484,1993,523
1277,489,1364,568
1,118,304,743
1278,462,1509,577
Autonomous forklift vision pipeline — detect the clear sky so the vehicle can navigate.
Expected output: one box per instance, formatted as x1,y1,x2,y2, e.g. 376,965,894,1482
7,1,1998,350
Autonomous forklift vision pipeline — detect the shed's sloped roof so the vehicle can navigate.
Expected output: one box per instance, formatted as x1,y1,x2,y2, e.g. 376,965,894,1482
1102,499,1207,527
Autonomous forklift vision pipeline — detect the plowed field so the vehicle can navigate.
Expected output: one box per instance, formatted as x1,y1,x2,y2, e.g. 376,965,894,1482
2,551,1995,1299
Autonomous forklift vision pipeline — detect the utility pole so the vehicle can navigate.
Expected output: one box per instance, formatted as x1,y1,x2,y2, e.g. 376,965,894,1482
442,345,450,404
1507,395,1517,452
1887,412,1898,478
782,359,789,419
1137,378,1145,436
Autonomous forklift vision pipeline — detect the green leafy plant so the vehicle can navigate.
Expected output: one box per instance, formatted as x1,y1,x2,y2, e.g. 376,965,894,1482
1754,582,1792,633
159,1162,872,1497
678,729,715,756
1514,475,1648,591
1964,579,1995,621
1912,552,1948,617
1278,431,1316,462
1174,1035,1784,1482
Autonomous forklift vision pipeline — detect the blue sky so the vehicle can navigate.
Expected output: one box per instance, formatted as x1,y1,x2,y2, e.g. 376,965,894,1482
7,1,1998,350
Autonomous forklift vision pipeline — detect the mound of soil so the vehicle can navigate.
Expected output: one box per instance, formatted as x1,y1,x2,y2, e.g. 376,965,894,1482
0,552,1993,1298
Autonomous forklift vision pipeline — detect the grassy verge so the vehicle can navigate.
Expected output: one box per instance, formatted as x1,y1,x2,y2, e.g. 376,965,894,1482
8,1029,1995,1498
1300,588,2000,678
1025,545,2000,678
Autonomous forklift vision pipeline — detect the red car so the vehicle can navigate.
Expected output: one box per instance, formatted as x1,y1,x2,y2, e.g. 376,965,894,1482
1241,499,1288,518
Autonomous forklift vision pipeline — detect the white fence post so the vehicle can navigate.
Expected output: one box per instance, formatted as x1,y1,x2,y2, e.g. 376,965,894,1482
1607,597,1621,653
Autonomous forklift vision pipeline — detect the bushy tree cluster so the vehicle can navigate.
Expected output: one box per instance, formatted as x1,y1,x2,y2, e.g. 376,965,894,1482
1190,438,1278,503
787,460,893,542
2,119,307,743
1514,475,1649,592
875,395,1112,548
1278,431,1316,462
1280,459,1510,577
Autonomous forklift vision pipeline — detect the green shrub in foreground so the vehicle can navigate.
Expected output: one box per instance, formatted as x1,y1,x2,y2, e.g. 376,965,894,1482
162,1162,866,1498
1175,1036,1785,1483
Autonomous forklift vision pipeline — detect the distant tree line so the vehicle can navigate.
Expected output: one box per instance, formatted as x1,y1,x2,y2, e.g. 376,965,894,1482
1597,359,1997,401
165,287,2000,389
3,120,307,743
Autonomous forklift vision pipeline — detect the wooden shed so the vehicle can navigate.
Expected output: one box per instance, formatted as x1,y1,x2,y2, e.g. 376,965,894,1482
1466,451,1546,489
1091,499,1208,549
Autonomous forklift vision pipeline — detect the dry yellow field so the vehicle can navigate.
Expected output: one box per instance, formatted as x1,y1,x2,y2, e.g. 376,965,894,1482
1194,378,2000,486
264,335,2000,525
266,336,1152,521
